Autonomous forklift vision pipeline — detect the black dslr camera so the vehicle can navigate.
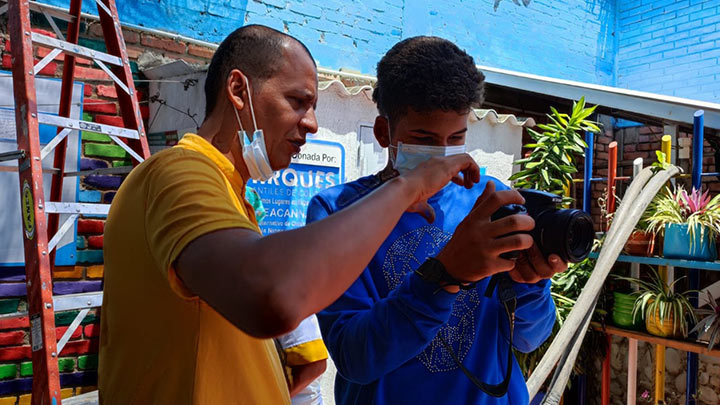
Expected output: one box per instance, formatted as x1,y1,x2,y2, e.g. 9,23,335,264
491,189,594,263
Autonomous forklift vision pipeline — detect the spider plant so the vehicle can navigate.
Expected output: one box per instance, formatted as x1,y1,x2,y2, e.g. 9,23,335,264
645,185,720,245
690,291,720,350
616,268,697,337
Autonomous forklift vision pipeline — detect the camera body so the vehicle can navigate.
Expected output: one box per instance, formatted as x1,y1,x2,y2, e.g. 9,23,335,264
491,189,594,263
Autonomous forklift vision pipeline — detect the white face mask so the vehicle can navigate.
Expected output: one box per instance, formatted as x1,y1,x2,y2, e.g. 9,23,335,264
389,133,466,174
234,76,274,181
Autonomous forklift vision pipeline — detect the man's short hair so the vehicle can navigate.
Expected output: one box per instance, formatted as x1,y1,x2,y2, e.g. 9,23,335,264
204,24,314,118
372,36,485,124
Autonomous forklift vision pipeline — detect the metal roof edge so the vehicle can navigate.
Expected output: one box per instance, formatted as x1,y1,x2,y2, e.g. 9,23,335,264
478,64,720,129
472,109,536,127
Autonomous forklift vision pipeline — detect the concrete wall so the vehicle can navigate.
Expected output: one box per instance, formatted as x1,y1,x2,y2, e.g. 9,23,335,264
616,0,720,102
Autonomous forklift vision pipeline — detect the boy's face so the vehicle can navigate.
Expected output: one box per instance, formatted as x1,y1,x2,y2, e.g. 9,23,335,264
374,109,469,161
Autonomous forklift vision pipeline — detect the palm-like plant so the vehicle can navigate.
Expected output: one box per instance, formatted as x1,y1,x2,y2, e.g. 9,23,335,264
645,185,720,244
617,268,697,337
690,291,720,350
509,97,600,206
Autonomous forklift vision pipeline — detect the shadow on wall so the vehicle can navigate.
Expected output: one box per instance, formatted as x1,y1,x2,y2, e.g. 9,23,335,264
590,0,617,86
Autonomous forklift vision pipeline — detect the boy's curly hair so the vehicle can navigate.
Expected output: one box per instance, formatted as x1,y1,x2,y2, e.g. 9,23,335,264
373,36,485,124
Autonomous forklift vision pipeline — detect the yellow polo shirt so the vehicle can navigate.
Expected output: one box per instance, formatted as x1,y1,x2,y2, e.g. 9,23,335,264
99,134,290,404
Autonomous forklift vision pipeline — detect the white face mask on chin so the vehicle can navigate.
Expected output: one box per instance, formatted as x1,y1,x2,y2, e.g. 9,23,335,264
233,76,274,181
390,142,467,174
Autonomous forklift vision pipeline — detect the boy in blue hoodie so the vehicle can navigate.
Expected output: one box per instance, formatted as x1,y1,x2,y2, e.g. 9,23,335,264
306,37,567,404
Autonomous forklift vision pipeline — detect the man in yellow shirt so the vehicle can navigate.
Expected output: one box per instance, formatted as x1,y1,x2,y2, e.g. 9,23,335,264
99,25,536,403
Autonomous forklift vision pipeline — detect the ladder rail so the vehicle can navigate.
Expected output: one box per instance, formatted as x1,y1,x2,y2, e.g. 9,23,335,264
47,0,82,285
7,0,62,403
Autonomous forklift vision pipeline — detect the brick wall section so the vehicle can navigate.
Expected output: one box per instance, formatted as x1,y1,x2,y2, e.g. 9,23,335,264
617,0,720,102
0,17,216,401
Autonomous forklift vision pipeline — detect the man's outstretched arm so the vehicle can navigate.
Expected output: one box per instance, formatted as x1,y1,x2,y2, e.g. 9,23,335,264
175,155,484,338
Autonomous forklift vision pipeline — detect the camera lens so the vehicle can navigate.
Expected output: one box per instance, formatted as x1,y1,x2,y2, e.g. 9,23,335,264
534,209,594,263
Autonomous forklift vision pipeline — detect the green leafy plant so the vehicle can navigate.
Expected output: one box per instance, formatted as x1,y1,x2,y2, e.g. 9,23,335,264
617,268,697,337
509,97,601,205
644,185,720,244
650,151,671,174
515,256,606,378
690,291,720,350
510,97,603,380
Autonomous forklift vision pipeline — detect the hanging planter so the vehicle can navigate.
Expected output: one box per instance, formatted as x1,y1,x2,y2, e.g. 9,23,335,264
624,230,656,257
663,223,717,261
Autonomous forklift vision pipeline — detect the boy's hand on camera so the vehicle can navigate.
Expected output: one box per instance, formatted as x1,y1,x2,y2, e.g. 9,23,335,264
509,244,568,283
435,181,535,283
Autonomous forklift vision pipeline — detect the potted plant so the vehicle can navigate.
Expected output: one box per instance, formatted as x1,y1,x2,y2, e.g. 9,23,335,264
612,291,644,331
509,97,600,206
618,268,697,338
645,185,720,261
624,211,656,256
690,291,720,350
603,181,656,257
624,230,656,256
621,150,673,257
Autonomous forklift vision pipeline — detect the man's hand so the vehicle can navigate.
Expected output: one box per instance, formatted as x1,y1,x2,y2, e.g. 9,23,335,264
435,181,535,285
509,244,568,283
399,154,481,223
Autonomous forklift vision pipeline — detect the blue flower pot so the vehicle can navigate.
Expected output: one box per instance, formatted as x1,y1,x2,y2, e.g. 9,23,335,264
662,223,717,261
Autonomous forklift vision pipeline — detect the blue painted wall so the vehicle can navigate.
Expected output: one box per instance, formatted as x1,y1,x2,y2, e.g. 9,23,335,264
616,0,720,102
401,0,616,86
39,0,616,84
38,0,720,102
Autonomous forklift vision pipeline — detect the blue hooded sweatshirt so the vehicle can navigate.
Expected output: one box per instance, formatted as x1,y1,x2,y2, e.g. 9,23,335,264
306,174,556,405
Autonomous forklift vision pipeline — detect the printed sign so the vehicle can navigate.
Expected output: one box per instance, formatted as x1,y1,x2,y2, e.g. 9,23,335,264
30,314,43,352
249,139,344,234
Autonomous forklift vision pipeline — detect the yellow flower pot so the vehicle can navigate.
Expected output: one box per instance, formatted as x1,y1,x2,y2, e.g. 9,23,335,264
645,307,681,338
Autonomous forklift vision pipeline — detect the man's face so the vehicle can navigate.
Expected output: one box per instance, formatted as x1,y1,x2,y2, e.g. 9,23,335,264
378,109,469,161
251,42,319,170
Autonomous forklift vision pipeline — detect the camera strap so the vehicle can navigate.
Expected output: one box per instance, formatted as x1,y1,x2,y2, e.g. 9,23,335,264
438,273,517,398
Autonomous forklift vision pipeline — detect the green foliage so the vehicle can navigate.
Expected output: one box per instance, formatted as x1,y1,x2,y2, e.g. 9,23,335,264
616,268,697,337
509,97,600,205
650,151,671,174
515,256,605,378
690,291,720,350
511,97,603,380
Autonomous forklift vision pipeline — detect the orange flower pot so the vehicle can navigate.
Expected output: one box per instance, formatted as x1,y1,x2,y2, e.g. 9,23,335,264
624,230,656,257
